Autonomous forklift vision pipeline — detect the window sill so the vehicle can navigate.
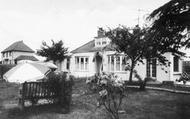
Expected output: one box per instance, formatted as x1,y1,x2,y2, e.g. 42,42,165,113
173,72,181,75
74,70,89,72
108,71,128,74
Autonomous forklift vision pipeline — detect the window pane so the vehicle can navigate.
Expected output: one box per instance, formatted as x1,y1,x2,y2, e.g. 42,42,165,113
116,56,120,71
75,57,79,70
85,58,89,70
108,56,110,71
146,59,150,77
152,59,157,77
174,56,179,72
122,57,126,71
66,58,70,70
111,56,114,71
81,58,84,70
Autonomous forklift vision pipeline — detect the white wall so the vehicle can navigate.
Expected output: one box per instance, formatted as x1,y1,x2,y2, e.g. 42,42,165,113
58,51,183,82
2,51,34,64
156,53,171,82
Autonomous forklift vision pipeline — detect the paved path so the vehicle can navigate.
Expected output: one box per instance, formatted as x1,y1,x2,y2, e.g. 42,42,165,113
127,85,190,94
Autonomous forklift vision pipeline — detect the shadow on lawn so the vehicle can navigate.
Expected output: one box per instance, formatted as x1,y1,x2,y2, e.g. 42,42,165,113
5,104,62,119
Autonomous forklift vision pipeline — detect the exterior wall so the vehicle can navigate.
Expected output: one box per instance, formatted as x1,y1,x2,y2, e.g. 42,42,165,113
58,51,183,82
154,53,182,82
156,53,171,82
2,51,34,64
64,50,147,81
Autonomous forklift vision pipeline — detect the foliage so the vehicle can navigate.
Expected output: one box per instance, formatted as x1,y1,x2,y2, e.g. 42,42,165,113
0,64,16,79
86,73,126,119
24,71,74,113
176,72,190,84
148,0,190,51
105,25,170,82
105,25,148,82
37,40,68,63
47,71,74,113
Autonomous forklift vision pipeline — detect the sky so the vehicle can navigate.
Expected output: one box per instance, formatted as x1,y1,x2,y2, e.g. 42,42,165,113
0,0,170,53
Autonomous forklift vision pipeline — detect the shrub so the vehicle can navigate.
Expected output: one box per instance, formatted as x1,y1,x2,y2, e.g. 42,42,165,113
86,73,126,119
162,81,174,86
0,64,16,79
176,72,190,84
46,71,74,113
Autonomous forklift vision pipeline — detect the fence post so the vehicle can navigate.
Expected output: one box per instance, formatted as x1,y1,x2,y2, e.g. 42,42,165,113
18,82,25,110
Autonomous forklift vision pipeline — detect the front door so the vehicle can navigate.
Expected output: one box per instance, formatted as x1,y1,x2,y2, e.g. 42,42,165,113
147,59,157,78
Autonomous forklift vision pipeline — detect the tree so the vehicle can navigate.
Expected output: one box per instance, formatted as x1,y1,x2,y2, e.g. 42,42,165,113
148,0,190,50
106,25,151,82
105,24,180,82
37,40,68,64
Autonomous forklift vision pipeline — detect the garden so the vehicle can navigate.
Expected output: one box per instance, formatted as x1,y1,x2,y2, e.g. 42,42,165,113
1,76,190,119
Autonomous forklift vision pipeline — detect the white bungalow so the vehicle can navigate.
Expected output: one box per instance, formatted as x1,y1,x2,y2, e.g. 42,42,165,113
59,28,183,82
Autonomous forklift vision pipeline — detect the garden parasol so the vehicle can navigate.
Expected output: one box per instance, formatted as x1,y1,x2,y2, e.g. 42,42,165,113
3,62,51,83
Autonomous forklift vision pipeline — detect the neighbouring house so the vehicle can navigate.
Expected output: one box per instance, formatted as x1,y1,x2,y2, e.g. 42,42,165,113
59,28,183,82
1,41,38,64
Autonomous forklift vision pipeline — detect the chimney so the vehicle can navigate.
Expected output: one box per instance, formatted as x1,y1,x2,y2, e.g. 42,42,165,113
97,28,105,37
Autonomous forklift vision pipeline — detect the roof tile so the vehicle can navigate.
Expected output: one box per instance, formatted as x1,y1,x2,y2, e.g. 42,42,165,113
1,41,34,53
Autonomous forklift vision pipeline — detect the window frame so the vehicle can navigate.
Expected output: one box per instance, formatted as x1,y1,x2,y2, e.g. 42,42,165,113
173,56,179,72
75,56,89,71
107,55,127,72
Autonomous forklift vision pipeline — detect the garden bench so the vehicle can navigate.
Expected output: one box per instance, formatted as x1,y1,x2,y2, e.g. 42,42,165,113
18,81,59,110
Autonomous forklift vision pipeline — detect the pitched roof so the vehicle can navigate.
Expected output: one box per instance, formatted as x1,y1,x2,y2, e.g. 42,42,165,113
71,40,115,53
15,55,38,61
1,41,34,53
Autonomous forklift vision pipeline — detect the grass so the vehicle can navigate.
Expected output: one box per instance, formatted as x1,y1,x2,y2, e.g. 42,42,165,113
1,79,190,119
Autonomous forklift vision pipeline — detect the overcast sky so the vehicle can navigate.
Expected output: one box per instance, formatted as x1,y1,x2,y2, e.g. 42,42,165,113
0,0,170,53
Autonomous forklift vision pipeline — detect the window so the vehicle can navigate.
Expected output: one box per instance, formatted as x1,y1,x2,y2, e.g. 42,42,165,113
108,55,127,72
152,59,157,77
75,56,89,71
116,56,120,71
147,58,157,78
122,57,126,71
66,58,70,70
102,41,107,45
6,52,8,57
174,56,179,72
9,52,11,57
111,56,114,71
96,42,101,45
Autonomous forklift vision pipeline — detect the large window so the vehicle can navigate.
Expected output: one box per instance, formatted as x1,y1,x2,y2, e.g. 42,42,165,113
108,55,126,72
75,56,89,71
147,58,157,78
173,56,179,72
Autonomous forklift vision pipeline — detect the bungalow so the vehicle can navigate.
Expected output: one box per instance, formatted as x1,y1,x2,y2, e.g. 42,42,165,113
59,28,183,82
1,41,38,64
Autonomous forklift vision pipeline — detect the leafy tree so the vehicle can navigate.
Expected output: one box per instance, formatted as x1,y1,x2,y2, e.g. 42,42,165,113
37,40,68,64
106,25,152,82
148,0,190,50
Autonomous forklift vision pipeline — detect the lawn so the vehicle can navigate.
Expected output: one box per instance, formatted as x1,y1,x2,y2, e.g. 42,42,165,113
1,79,190,119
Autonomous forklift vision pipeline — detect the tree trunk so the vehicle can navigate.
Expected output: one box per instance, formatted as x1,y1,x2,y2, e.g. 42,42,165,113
129,60,135,82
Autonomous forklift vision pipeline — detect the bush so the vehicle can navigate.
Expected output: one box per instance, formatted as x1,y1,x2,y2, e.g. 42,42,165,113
46,71,74,113
86,73,126,119
176,72,190,84
162,81,174,86
0,64,16,79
